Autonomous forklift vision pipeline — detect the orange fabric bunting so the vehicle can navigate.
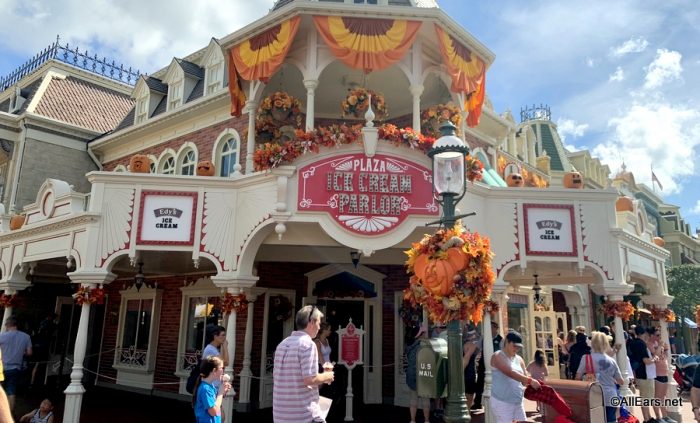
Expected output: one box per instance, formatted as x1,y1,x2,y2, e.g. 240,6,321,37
313,16,421,73
231,16,300,82
434,24,486,127
227,53,247,117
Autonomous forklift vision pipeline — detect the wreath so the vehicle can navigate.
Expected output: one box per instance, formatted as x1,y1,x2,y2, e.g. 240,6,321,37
270,295,293,322
420,103,462,138
0,294,17,308
73,286,105,306
465,156,484,183
256,92,303,142
483,300,499,317
341,88,387,119
403,223,495,324
398,301,423,327
599,301,635,322
221,292,248,314
649,306,676,322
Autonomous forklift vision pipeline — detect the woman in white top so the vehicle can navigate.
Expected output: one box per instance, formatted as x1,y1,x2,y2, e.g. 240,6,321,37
314,322,332,366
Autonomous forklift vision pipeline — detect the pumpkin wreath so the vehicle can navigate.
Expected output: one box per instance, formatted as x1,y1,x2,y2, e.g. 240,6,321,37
649,306,676,322
600,301,635,322
403,223,495,325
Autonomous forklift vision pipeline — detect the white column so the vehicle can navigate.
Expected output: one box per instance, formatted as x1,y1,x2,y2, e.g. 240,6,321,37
245,100,257,174
482,307,494,423
63,285,94,423
658,317,682,422
0,289,15,332
303,79,318,131
238,290,257,405
613,313,633,398
223,294,237,423
409,84,423,131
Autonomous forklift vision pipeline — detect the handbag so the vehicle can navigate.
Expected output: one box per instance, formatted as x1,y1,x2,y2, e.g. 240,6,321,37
582,354,596,382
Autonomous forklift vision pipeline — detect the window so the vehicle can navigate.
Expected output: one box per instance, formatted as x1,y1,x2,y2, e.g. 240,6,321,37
148,155,157,173
135,96,148,124
114,165,127,172
206,62,223,94
114,286,162,373
220,138,238,177
160,155,175,174
176,278,224,378
180,149,196,175
168,80,183,110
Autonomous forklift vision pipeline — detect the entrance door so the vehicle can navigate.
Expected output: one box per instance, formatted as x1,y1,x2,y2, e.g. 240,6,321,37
532,310,559,379
555,312,568,379
259,289,295,409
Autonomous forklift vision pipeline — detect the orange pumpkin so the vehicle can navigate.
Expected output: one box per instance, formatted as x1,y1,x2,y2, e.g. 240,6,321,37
9,215,26,230
413,254,431,281
196,160,216,176
563,171,583,189
653,237,665,247
615,196,634,212
446,247,467,272
422,260,455,296
506,173,524,187
129,154,151,173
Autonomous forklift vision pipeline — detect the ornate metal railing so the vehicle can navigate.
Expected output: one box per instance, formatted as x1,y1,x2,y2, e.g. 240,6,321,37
520,103,551,122
117,346,148,367
1,36,141,91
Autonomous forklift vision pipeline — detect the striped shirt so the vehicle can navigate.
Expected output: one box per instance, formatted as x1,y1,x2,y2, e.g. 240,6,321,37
273,331,320,423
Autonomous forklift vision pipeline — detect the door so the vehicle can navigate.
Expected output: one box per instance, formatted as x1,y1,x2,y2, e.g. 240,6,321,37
259,289,295,408
394,292,412,406
532,310,559,378
556,312,568,379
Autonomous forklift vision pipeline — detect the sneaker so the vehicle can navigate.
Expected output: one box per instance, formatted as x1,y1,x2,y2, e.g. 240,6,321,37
661,418,678,423
644,419,659,423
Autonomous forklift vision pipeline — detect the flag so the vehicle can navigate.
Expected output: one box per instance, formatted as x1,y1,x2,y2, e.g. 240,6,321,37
651,170,663,191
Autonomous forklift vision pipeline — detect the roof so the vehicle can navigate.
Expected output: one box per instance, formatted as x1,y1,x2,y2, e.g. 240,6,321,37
33,76,134,133
537,123,564,171
271,0,438,11
145,77,167,94
177,59,204,79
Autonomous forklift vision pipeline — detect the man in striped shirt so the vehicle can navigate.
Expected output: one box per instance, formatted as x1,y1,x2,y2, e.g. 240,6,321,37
273,305,334,423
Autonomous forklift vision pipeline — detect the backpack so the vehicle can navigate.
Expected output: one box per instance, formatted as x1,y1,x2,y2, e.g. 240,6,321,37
185,359,202,394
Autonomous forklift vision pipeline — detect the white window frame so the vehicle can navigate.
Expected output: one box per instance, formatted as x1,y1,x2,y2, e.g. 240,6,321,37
148,155,157,173
212,129,241,177
157,149,177,174
135,95,149,124
174,277,224,386
168,80,183,111
202,39,225,96
114,164,127,172
177,142,199,176
113,285,163,375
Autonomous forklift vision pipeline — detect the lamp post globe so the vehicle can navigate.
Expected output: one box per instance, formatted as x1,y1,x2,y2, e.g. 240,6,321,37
428,120,470,422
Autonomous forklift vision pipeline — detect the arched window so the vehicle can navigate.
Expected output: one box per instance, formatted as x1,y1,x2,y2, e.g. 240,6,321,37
148,155,157,173
179,149,197,175
160,155,175,175
114,165,127,172
219,138,237,177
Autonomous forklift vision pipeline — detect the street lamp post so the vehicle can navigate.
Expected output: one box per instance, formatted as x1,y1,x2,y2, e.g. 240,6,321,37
427,120,471,423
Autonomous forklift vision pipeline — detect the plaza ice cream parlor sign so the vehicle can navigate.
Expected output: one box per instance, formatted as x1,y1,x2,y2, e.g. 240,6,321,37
297,154,438,235
137,191,197,245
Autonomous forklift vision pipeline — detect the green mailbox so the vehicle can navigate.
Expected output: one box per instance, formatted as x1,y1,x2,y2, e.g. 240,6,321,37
416,337,448,398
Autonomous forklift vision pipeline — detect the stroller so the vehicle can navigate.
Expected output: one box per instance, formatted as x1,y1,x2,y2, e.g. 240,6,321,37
673,354,698,395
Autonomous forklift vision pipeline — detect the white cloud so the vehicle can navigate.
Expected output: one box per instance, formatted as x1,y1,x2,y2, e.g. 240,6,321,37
609,36,649,57
644,49,683,90
692,200,700,215
0,0,277,73
593,101,700,195
586,57,596,68
609,66,625,82
556,118,589,152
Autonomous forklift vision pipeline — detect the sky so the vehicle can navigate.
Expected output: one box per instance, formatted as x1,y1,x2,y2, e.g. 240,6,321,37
0,0,698,233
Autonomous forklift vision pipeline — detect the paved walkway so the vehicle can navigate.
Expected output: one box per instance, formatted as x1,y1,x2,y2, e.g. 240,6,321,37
10,384,698,422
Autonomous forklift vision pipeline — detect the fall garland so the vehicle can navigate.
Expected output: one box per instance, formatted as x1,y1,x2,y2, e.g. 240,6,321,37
341,88,387,119
398,301,423,327
649,306,676,322
483,300,499,316
221,292,248,314
0,294,17,308
466,155,484,183
403,223,495,325
600,301,635,322
73,286,105,306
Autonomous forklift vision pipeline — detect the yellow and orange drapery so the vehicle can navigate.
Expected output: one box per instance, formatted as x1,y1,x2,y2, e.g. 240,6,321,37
434,24,486,127
227,16,301,116
313,16,421,73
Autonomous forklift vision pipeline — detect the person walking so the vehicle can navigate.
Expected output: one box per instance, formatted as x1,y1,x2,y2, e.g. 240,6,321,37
575,331,624,423
406,325,430,423
490,331,541,423
192,356,232,423
567,332,590,380
462,330,479,409
649,328,676,423
0,316,32,410
628,325,658,423
273,305,334,423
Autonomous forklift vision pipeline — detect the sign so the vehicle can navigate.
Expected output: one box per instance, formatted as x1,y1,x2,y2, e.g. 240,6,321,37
337,319,364,369
524,204,577,256
297,154,438,235
137,191,197,245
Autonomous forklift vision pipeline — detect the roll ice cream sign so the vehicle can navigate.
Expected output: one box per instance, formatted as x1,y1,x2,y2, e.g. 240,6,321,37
298,154,438,235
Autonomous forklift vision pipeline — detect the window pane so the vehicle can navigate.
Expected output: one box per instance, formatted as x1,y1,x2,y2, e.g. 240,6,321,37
182,163,194,175
122,300,140,347
220,155,231,177
136,299,153,349
183,295,223,371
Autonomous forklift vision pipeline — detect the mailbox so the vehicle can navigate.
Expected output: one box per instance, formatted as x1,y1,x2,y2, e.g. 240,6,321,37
416,337,448,399
541,379,605,423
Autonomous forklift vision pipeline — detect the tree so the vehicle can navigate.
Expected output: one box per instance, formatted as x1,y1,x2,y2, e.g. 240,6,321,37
666,265,700,321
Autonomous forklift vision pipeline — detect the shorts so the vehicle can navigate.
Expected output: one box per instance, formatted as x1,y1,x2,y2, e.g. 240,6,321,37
1,368,21,395
408,389,429,410
655,376,668,383
490,395,526,423
636,378,655,399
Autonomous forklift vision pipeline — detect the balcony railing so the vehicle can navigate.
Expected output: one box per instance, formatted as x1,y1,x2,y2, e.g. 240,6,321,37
1,36,141,91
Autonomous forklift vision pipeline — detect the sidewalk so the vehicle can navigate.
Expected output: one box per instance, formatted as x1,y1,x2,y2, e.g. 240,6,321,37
11,385,698,422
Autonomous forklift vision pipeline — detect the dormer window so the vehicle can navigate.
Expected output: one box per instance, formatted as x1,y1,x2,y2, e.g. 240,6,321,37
135,95,148,124
202,39,225,97
9,87,26,113
168,80,183,110
206,62,223,94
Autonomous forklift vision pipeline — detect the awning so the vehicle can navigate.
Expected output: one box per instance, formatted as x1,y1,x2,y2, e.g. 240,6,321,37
684,317,698,329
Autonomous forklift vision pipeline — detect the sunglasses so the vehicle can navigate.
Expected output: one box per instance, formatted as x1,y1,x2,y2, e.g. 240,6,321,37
310,304,317,322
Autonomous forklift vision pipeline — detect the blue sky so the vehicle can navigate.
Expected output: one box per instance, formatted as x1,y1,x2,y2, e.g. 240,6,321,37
0,0,698,233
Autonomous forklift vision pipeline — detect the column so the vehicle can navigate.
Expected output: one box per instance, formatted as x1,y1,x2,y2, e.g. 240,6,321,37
0,289,15,332
659,316,682,422
244,100,257,174
223,289,238,423
608,294,633,398
238,288,260,407
482,306,494,423
63,272,115,423
303,79,318,131
409,84,423,131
